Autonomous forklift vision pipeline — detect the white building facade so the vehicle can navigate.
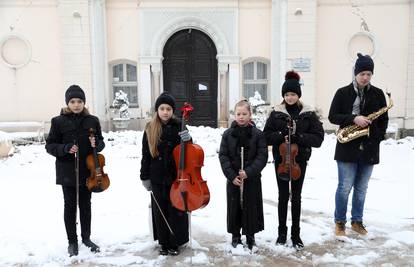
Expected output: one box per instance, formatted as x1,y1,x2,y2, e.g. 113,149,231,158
0,0,413,134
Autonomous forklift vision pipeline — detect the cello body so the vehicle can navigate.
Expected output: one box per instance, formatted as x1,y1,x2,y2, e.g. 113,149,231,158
170,142,210,211
169,103,210,212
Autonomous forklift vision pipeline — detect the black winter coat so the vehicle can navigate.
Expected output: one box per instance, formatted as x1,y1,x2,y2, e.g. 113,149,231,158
328,83,388,164
140,118,181,185
45,110,105,187
219,122,268,235
263,104,324,164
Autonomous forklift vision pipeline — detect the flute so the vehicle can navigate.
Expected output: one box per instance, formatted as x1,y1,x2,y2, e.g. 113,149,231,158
240,147,244,209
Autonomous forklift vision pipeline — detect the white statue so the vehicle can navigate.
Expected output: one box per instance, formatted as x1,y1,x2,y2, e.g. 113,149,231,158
112,90,130,119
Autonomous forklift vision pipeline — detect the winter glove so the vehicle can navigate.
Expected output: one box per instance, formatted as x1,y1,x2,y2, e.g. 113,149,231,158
281,127,289,137
290,134,300,144
64,143,74,154
274,130,287,144
179,130,191,142
142,180,152,191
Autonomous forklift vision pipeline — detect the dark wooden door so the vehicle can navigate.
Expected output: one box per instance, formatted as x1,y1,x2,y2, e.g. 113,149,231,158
163,29,218,127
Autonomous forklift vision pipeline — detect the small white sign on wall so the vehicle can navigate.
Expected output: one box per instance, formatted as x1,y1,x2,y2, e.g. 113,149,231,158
198,83,207,91
291,58,311,72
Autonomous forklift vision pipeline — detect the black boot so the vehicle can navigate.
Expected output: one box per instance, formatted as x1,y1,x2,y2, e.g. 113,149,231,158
168,246,179,256
82,239,100,253
291,227,304,250
246,235,255,250
231,234,242,248
68,242,78,257
276,225,287,245
159,245,168,255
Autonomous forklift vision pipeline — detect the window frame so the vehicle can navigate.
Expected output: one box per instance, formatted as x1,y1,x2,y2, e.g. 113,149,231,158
109,60,139,108
242,58,270,104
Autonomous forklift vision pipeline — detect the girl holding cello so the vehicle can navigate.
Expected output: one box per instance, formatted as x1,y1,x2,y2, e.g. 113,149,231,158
140,92,190,256
263,71,324,249
219,100,268,250
45,85,104,256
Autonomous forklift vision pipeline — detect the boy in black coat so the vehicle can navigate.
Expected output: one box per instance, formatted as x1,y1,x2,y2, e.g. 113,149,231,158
329,53,389,237
264,71,324,249
46,85,105,256
219,100,268,250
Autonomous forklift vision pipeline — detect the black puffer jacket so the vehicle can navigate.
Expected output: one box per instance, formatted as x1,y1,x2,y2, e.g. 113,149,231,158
328,83,389,164
263,103,324,164
140,118,181,186
45,109,105,186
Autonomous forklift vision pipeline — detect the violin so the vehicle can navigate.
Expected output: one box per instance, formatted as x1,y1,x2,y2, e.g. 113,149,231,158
277,118,301,181
170,103,210,212
86,128,110,192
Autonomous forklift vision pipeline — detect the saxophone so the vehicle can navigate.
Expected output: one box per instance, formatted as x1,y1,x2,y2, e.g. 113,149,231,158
336,93,393,143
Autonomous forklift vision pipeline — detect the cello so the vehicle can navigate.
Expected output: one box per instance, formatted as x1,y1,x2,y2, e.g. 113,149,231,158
86,128,110,192
277,118,301,181
170,103,210,212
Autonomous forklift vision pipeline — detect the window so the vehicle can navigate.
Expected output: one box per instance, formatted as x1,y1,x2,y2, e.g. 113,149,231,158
111,62,138,107
242,59,269,102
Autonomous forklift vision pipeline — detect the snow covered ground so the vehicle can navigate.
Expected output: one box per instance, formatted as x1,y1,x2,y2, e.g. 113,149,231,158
0,126,413,266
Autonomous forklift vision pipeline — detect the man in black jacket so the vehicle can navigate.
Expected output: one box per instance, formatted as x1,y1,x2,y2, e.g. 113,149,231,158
329,53,389,237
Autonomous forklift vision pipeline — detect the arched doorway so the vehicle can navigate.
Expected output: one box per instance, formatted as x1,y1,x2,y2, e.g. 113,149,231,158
163,29,218,127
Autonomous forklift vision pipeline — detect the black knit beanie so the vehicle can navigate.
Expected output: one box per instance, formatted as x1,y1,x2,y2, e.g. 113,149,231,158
65,85,86,105
354,53,374,76
281,71,301,98
155,92,175,111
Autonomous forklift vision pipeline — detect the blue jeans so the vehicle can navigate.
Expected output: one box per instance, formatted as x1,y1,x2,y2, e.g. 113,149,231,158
334,160,374,223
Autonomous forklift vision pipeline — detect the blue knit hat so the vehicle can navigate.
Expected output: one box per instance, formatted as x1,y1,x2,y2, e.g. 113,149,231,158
354,53,374,76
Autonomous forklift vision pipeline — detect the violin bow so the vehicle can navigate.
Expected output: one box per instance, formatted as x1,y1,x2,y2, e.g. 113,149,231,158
150,192,175,236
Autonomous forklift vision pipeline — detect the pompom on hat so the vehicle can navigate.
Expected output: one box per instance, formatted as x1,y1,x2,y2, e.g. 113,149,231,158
281,70,302,98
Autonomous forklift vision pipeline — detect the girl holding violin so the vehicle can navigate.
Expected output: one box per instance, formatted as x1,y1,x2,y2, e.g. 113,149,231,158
46,85,104,256
263,71,324,249
140,92,190,256
219,100,268,250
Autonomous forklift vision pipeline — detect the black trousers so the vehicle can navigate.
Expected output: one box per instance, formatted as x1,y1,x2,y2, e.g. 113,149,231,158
276,162,307,232
62,185,92,244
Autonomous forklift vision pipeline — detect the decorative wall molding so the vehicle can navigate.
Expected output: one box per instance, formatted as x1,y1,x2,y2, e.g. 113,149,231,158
218,62,228,74
0,0,56,7
139,7,237,60
347,31,378,61
318,0,411,6
0,33,32,69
